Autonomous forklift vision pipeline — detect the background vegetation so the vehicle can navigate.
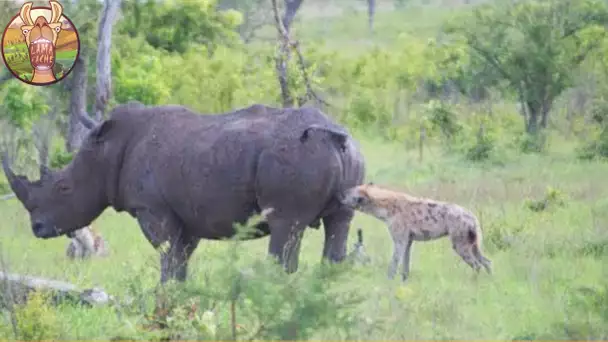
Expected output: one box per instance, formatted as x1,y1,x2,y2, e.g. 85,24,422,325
0,0,607,339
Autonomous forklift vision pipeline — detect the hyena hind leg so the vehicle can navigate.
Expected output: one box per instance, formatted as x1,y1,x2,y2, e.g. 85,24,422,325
472,243,492,274
451,238,482,273
400,239,414,282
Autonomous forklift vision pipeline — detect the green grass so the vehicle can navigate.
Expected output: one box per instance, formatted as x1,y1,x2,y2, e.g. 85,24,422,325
0,135,607,339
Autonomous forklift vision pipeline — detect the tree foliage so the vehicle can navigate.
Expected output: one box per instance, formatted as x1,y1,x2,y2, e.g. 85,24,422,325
119,0,242,54
445,0,608,135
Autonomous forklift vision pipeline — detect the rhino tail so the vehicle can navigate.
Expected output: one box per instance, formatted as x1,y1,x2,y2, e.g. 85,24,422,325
300,124,349,152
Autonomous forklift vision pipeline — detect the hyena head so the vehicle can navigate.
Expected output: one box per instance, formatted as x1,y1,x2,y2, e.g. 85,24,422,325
340,182,394,220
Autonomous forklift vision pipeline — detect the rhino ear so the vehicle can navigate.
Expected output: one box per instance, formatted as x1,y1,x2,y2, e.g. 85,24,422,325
89,120,114,143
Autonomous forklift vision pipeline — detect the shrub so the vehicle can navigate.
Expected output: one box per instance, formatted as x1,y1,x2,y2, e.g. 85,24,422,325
559,285,608,339
12,291,60,340
524,186,567,213
116,216,367,340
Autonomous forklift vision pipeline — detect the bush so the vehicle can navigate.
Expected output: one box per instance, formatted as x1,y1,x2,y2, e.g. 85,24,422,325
113,217,367,341
559,285,608,339
518,131,548,154
427,100,463,146
524,186,567,213
576,127,608,160
10,291,60,340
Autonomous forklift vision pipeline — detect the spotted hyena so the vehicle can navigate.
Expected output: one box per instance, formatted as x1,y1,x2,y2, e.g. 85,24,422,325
340,182,492,281
66,225,109,259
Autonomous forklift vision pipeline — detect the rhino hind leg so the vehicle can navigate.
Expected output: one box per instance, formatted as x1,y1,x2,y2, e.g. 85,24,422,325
321,208,355,263
266,216,308,274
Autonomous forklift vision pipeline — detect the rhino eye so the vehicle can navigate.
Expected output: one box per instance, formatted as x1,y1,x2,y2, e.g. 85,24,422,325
54,181,71,194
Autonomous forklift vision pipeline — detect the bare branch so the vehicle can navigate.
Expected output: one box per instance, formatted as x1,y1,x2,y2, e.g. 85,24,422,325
271,0,293,107
270,0,329,108
291,40,330,107
95,0,121,121
467,39,515,86
68,54,96,152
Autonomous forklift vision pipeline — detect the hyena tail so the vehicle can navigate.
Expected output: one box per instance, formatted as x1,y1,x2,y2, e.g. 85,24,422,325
469,228,492,274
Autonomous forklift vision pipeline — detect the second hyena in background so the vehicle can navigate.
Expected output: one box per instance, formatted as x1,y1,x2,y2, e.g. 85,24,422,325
65,226,109,259
340,183,492,281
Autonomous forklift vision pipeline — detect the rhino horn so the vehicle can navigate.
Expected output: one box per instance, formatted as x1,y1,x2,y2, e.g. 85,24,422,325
1,152,31,204
300,124,349,152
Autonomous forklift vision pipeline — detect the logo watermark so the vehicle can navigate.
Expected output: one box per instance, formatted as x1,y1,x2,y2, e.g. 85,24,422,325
1,0,80,86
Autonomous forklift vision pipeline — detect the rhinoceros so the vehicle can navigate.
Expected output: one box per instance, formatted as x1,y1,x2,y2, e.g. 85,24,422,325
1,103,366,283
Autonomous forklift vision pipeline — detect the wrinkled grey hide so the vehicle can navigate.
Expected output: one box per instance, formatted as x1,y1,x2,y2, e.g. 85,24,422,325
2,103,366,283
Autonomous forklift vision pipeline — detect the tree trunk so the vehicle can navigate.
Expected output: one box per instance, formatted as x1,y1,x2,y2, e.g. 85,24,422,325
67,54,90,153
525,100,538,134
540,100,552,129
95,0,121,121
367,0,375,33
282,0,303,32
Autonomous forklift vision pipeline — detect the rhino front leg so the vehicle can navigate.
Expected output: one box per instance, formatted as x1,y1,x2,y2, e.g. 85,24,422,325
135,208,199,283
160,235,200,283
321,208,354,263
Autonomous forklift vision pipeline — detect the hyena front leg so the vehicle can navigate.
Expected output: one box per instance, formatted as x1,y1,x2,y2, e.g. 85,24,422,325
387,236,410,280
401,237,414,281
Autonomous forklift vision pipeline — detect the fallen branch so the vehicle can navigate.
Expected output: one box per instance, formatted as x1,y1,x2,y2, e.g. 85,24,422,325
0,193,15,201
0,271,114,307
